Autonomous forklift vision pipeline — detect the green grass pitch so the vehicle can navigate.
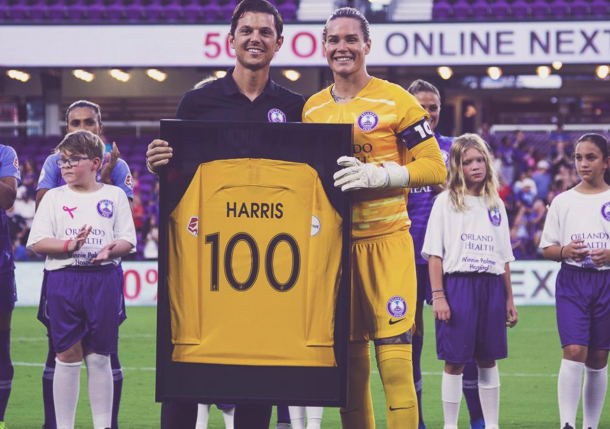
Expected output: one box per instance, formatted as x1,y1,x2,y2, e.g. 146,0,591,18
7,306,609,428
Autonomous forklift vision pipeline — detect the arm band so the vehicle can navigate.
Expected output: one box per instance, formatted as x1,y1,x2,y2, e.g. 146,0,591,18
431,289,444,294
560,246,565,261
430,295,446,303
63,239,72,255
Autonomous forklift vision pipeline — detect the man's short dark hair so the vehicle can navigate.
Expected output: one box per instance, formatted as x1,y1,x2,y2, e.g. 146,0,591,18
323,7,370,43
407,79,441,101
65,100,102,127
230,0,283,40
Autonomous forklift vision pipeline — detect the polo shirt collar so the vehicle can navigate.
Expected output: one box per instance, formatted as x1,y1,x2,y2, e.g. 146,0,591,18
221,67,280,98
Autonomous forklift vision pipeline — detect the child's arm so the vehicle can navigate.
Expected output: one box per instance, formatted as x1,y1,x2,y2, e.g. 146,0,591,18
429,255,450,322
542,240,588,262
503,262,518,328
33,225,92,256
90,239,134,264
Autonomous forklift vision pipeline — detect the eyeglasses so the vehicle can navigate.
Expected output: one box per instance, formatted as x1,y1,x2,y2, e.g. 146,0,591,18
56,156,93,168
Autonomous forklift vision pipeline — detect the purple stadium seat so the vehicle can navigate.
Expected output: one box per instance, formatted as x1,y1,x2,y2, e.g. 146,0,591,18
590,0,609,16
278,2,297,21
432,0,452,20
452,0,471,19
164,0,182,22
202,0,220,22
47,0,67,21
125,0,144,21
570,0,589,17
88,0,105,20
144,0,163,21
472,0,489,19
183,0,203,22
105,0,125,22
67,0,87,21
219,2,235,20
530,0,550,18
490,0,510,19
10,2,28,21
511,0,530,19
550,0,570,18
29,0,47,21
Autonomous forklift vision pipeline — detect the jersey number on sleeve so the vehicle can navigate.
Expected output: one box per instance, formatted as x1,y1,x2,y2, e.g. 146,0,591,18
205,232,301,293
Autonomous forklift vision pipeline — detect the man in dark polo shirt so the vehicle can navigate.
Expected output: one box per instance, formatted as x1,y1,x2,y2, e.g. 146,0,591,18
147,1,304,428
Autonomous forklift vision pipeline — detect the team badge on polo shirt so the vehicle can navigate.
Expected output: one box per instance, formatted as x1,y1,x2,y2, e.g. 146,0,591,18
97,199,114,218
488,208,502,226
268,108,286,123
387,296,407,318
357,111,379,131
601,202,610,221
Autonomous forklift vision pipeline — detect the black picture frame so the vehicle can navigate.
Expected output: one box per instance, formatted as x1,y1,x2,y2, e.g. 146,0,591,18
156,120,353,407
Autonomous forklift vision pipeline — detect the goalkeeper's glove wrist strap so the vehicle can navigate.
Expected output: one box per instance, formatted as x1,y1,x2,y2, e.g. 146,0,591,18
383,162,410,188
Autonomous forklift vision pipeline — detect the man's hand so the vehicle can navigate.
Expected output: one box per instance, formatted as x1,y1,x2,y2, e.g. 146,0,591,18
333,156,410,192
146,140,173,174
100,142,120,184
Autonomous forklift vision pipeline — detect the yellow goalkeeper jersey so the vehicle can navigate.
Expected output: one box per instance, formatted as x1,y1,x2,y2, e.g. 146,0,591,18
303,77,446,240
168,159,343,367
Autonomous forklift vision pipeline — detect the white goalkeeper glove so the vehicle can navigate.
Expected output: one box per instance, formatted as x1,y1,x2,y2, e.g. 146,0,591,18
333,156,410,192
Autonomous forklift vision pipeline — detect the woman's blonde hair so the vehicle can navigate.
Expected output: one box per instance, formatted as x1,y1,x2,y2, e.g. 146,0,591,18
448,133,500,212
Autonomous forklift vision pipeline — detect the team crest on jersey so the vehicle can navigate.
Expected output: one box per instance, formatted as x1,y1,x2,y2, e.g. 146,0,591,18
124,174,133,189
357,111,379,131
268,108,286,123
187,216,198,237
488,208,502,227
12,157,18,170
387,296,407,318
311,215,321,236
601,202,610,222
97,199,114,218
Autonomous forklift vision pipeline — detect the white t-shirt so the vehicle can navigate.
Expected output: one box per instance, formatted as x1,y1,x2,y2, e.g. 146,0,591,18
422,191,514,274
27,184,136,271
540,187,610,271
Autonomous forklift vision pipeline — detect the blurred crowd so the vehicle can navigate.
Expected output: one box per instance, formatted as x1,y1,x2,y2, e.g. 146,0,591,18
5,128,597,261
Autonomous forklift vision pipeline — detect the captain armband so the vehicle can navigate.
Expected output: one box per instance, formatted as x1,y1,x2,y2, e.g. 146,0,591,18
398,117,434,150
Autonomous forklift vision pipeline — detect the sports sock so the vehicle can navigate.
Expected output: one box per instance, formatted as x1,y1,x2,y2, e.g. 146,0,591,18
463,361,484,423
341,342,374,429
54,358,82,429
558,359,584,429
84,353,113,429
195,404,210,429
43,343,57,429
376,343,418,429
583,365,608,429
277,405,290,424
289,406,305,429
110,353,123,429
442,371,462,429
306,406,323,429
221,405,235,429
478,366,500,429
0,330,12,423
412,334,424,426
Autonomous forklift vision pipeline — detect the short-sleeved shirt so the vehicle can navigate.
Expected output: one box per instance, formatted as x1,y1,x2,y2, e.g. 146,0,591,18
303,77,446,240
422,191,514,275
27,184,137,271
37,152,134,199
177,67,305,123
0,145,21,273
540,188,610,270
408,133,453,264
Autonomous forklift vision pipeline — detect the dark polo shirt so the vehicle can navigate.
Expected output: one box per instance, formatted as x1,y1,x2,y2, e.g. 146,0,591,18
176,67,305,122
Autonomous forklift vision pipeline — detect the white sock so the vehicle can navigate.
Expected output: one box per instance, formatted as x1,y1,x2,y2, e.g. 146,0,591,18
306,406,323,429
478,366,501,429
84,353,113,429
222,406,235,429
289,406,306,429
196,404,211,429
54,358,82,429
442,371,463,429
558,359,585,429
583,365,608,429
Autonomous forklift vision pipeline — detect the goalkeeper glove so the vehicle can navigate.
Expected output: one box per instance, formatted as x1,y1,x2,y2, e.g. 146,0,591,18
333,156,410,192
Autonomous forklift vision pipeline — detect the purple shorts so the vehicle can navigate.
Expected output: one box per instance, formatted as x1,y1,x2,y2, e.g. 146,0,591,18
556,264,610,350
435,272,508,363
47,264,121,354
0,270,16,314
38,264,127,328
416,264,432,305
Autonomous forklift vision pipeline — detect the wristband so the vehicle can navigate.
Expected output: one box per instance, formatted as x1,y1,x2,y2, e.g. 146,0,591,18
63,239,72,255
146,160,158,176
560,246,565,261
430,295,446,303
431,289,444,294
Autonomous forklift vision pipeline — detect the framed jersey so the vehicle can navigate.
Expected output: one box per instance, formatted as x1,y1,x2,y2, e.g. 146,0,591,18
156,120,352,407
